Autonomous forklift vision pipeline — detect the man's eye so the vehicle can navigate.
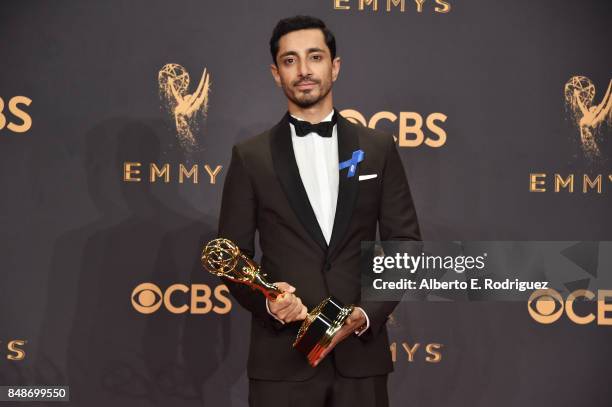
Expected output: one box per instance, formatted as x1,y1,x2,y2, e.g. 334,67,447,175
284,58,294,65
311,55,322,61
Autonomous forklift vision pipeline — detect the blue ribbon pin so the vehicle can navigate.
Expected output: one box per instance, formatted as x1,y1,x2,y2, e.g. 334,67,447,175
339,149,365,178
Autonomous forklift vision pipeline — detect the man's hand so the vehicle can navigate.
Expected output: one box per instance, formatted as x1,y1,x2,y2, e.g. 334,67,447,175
311,308,366,367
268,282,308,323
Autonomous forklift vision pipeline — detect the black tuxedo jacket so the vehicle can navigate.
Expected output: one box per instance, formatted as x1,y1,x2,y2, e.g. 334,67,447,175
217,110,421,381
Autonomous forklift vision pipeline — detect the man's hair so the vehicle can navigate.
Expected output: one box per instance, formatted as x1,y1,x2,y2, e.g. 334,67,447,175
269,15,336,65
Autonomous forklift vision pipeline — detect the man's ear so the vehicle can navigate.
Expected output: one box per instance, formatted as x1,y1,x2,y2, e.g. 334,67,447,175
269,63,282,87
332,56,341,82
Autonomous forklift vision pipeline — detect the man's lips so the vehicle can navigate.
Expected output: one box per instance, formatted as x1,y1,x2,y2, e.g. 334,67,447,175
295,82,317,90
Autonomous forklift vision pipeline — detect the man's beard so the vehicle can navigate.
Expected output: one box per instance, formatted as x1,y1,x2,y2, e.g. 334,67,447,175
283,78,332,108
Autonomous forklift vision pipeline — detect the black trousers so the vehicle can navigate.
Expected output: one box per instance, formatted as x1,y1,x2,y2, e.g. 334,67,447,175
248,355,389,407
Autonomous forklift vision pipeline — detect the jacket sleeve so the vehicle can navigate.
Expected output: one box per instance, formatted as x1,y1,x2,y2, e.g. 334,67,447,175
217,145,285,331
357,134,421,341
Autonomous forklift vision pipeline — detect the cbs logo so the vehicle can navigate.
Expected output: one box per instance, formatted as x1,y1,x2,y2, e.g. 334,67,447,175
340,109,447,147
1,339,27,361
131,282,231,315
528,288,612,325
0,96,32,133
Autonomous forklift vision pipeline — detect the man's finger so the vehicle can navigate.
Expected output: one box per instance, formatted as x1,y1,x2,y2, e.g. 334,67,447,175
274,282,296,293
297,305,308,320
291,298,304,318
270,298,289,313
276,305,291,320
286,300,304,322
271,293,295,313
277,292,295,304
290,299,309,322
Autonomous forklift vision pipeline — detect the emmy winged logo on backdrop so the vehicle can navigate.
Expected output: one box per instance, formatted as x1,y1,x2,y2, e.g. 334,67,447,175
564,76,612,161
158,63,211,152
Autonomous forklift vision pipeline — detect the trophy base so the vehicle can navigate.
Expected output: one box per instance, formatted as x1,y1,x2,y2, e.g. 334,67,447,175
292,296,354,366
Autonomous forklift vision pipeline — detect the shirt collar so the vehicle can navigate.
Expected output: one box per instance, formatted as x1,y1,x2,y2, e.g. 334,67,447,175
289,109,335,123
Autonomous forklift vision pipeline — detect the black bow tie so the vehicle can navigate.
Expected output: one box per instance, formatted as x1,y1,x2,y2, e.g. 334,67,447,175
288,111,337,138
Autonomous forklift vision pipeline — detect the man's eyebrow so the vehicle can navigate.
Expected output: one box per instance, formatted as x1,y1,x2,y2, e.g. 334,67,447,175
277,48,327,59
278,50,298,59
306,47,326,54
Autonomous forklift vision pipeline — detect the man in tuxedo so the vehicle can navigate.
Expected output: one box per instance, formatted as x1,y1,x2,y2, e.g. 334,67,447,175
217,15,420,407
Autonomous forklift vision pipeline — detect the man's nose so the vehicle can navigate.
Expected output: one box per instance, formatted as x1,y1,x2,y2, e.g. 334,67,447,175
297,59,311,77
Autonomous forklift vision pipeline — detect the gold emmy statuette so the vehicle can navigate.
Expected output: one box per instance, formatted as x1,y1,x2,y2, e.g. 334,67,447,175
201,238,354,366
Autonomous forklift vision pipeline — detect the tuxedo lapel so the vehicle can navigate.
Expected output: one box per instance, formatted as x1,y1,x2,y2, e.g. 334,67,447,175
270,112,328,252
327,111,360,258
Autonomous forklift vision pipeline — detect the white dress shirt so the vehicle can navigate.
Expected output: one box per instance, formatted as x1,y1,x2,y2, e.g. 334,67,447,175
291,109,339,244
266,109,370,335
